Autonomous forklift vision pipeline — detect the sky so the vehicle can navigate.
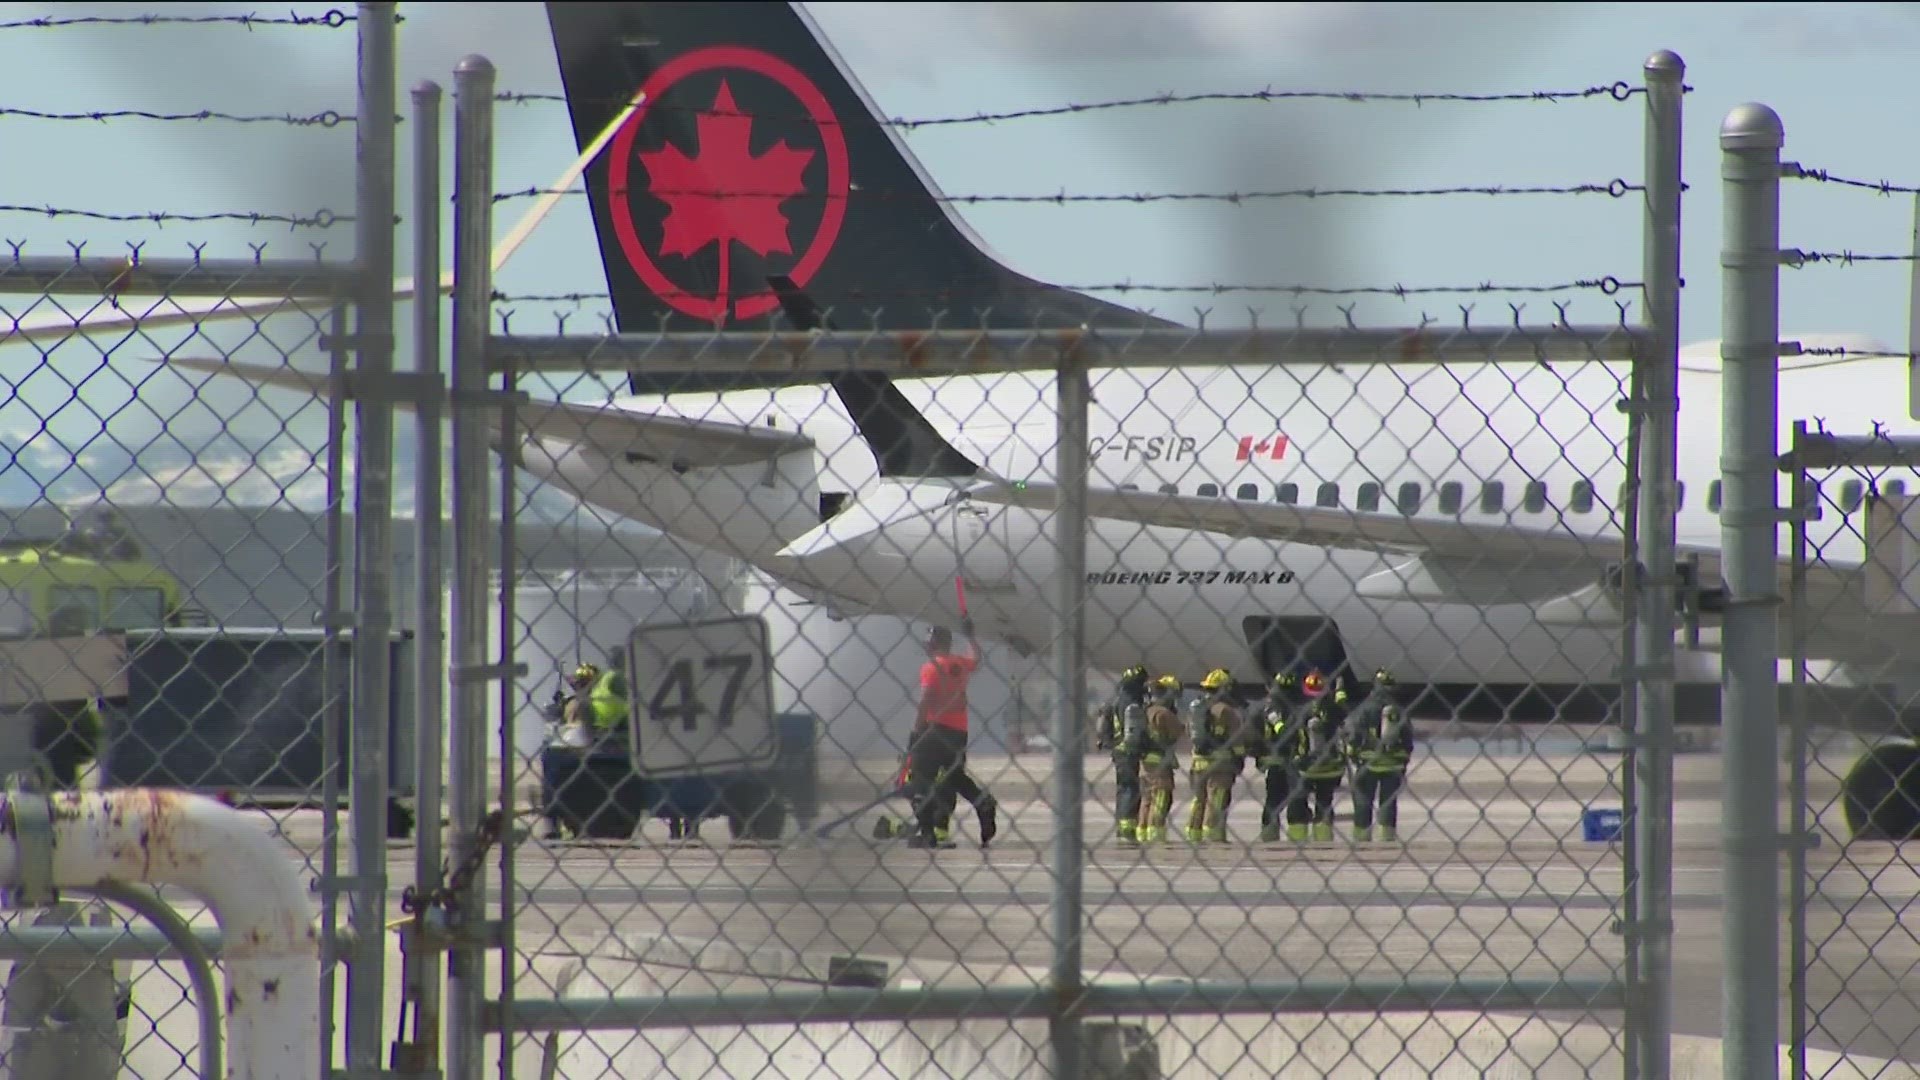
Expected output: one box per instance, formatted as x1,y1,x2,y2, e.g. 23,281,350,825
2,1,1920,526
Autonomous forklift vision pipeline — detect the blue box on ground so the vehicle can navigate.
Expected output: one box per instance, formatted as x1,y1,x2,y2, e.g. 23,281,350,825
1582,807,1624,843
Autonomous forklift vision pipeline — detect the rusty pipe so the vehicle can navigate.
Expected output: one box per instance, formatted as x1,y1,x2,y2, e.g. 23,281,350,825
0,789,318,1080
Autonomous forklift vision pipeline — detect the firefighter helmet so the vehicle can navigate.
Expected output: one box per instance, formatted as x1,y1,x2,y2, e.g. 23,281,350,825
1373,668,1396,687
1200,668,1233,691
1302,671,1328,698
1272,671,1298,689
1154,674,1181,691
571,662,600,686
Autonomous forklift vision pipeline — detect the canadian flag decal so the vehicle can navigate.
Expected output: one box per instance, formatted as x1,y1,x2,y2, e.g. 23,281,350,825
1235,435,1290,462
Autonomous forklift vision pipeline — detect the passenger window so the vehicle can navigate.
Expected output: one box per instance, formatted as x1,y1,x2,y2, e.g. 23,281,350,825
1524,481,1547,514
1357,482,1382,511
1480,481,1505,514
1571,479,1594,514
1236,483,1259,501
1197,483,1219,498
1438,481,1463,514
1276,483,1299,505
1315,483,1340,508
1158,483,1178,495
1842,479,1864,513
1396,482,1422,514
1676,481,1686,510
46,585,99,637
1708,479,1722,514
1120,483,1140,492
1889,479,1909,500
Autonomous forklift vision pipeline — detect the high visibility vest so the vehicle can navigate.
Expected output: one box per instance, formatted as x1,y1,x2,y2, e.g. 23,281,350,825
587,671,628,730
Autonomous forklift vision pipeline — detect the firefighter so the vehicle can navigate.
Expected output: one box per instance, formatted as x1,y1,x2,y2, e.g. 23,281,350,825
1346,668,1414,842
1184,667,1246,844
1133,674,1187,843
1097,665,1151,844
1288,668,1350,842
1255,672,1304,843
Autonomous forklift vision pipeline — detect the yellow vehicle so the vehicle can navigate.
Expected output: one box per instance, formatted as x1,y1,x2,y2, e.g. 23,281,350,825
0,509,199,711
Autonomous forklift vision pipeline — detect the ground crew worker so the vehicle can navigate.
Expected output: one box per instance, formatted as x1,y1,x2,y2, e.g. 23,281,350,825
907,619,982,850
30,697,103,790
1098,665,1151,844
1289,668,1350,841
1255,672,1304,843
1346,668,1414,842
1184,668,1246,844
565,662,628,744
1133,674,1187,843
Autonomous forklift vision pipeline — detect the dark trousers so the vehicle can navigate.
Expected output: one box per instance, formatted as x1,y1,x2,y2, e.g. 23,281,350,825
1112,752,1142,827
1260,766,1293,828
1288,775,1340,826
908,725,969,837
1352,769,1406,831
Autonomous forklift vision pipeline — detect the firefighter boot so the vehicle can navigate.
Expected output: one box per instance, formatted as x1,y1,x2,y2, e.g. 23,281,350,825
1259,821,1280,843
1286,823,1309,842
1379,826,1399,843
978,795,1000,848
1352,825,1372,843
1117,819,1137,845
1204,791,1231,843
1311,821,1334,842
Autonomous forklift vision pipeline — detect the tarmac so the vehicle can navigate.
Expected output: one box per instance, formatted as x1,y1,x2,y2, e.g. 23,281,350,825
8,737,1919,1079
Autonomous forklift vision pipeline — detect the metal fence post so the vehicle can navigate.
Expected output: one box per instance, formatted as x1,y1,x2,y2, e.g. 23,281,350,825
393,75,447,1078
1718,100,1785,1080
346,2,400,1074
1633,48,1685,1080
448,52,498,1080
1051,345,1092,1080
320,300,351,1080
1786,420,1810,1080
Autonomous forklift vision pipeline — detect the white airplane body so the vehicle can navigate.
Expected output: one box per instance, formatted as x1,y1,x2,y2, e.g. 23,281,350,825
486,335,1920,709
22,0,1918,720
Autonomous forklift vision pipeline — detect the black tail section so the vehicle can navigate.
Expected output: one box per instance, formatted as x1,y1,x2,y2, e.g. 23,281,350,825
767,274,980,479
545,1,1176,403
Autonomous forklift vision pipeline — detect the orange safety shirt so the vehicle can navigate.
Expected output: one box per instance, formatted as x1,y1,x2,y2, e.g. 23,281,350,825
919,650,980,732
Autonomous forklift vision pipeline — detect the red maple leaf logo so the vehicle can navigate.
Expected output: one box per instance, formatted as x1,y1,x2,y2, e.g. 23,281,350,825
637,80,815,322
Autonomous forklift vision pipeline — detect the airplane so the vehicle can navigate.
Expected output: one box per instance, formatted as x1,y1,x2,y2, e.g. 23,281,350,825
58,1,1920,725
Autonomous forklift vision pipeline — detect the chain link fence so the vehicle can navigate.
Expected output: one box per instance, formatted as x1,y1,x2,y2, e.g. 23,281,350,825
1748,110,1920,1079
4,4,1915,1080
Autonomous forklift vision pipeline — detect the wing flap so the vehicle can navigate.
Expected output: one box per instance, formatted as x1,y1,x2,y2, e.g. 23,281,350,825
157,356,814,469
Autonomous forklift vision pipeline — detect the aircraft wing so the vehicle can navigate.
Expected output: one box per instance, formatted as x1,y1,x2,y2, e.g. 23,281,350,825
159,356,815,470
966,478,1887,663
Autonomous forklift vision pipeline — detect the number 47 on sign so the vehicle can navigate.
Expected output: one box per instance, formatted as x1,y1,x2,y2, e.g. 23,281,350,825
626,614,779,779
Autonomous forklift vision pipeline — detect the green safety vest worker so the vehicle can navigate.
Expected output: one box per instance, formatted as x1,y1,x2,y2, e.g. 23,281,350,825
586,668,628,731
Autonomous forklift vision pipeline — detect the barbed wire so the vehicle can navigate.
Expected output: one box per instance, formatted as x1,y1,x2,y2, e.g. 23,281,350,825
491,180,1643,207
1782,164,1920,196
0,106,356,127
491,278,1635,306
0,9,376,30
0,205,358,230
496,80,1663,130
1786,249,1917,267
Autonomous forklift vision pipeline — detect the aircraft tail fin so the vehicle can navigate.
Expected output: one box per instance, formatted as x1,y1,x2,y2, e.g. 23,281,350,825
544,1,1173,398
767,274,981,480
